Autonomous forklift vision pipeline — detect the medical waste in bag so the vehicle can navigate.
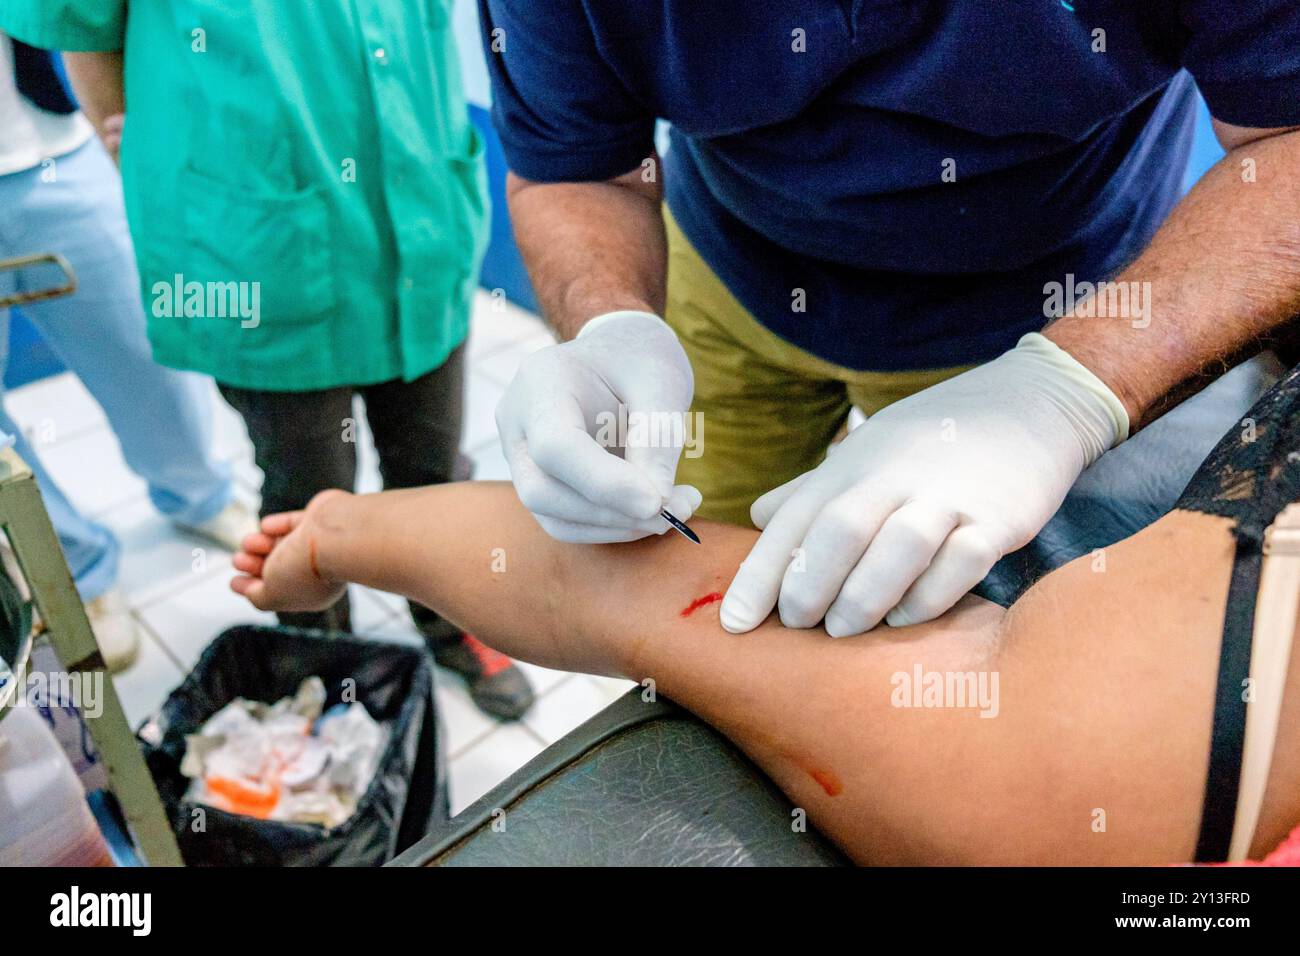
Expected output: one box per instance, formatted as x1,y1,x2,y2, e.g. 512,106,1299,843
180,676,389,828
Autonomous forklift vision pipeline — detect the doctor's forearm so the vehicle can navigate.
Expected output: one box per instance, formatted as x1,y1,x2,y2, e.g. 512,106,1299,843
1045,128,1300,430
506,165,667,340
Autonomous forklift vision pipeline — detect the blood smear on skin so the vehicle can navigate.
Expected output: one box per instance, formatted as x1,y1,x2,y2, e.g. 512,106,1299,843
679,591,723,617
809,768,843,797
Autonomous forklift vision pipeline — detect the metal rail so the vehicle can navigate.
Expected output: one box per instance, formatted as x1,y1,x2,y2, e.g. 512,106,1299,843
0,252,182,865
0,252,77,309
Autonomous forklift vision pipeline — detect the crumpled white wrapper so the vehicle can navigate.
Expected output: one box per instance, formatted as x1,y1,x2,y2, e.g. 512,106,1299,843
181,677,390,827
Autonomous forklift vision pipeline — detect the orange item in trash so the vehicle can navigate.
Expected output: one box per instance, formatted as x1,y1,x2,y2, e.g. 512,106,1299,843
206,775,282,819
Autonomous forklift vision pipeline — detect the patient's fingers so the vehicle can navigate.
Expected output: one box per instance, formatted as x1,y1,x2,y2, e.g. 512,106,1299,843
231,576,273,611
240,532,277,556
534,514,661,543
232,552,264,576
260,510,304,536
230,575,264,606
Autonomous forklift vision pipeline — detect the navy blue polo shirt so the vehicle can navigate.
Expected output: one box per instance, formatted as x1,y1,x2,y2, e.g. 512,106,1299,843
479,1,1300,371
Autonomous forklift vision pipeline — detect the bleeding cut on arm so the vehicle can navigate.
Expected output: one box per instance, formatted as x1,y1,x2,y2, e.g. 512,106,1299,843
234,481,1286,864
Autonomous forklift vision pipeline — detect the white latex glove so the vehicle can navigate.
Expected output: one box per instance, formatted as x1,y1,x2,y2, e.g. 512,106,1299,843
497,310,702,543
720,333,1130,636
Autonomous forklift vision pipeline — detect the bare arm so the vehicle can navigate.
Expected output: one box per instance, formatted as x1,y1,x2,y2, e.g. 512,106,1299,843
233,484,1300,864
1046,124,1300,429
61,51,125,161
506,158,666,339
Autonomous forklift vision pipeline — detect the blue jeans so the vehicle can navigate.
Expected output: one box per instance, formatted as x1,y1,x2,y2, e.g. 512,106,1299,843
0,140,233,600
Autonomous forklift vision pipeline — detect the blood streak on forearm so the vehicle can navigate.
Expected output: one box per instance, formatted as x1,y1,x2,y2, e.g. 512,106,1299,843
679,591,723,617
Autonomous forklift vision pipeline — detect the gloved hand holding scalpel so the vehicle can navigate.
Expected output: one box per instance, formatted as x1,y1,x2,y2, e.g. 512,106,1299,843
499,321,1127,637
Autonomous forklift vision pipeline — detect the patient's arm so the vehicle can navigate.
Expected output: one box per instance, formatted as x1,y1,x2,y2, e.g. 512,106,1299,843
232,483,1300,864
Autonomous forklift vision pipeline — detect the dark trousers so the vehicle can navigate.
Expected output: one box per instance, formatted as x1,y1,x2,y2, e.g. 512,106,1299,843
218,345,470,642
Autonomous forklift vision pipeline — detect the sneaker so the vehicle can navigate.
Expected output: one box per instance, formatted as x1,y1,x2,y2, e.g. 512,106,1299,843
174,499,260,552
432,633,535,721
85,589,142,673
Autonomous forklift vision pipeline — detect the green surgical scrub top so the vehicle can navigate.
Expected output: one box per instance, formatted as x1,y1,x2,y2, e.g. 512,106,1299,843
3,0,488,391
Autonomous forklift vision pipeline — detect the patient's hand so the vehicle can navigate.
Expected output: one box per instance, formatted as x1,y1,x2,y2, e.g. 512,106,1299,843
230,491,350,612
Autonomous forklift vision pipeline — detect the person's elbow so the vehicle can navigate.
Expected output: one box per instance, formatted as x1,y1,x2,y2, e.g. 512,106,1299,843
506,155,664,207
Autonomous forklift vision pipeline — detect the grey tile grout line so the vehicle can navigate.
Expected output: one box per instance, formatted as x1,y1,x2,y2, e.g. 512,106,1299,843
516,724,550,749
447,720,541,764
128,556,240,613
351,584,407,623
449,715,558,765
129,605,190,676
446,722,506,762
444,672,577,760
130,553,233,608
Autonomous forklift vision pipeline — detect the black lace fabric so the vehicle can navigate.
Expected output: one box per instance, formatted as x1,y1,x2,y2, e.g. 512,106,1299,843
1176,361,1300,862
1175,362,1300,544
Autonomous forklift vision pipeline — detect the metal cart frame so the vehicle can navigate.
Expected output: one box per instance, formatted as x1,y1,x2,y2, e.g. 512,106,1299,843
0,252,181,865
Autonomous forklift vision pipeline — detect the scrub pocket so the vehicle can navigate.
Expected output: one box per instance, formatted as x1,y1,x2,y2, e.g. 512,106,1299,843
413,123,489,296
175,166,337,324
447,125,489,267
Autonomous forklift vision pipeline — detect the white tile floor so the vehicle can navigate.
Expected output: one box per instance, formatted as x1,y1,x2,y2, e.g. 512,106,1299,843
4,291,633,816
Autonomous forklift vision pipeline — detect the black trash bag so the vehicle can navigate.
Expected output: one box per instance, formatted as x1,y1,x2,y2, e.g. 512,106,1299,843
139,625,443,867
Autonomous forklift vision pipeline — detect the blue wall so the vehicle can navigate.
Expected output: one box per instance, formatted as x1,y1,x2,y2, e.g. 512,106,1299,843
4,308,65,389
470,103,538,314
1183,96,1224,193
